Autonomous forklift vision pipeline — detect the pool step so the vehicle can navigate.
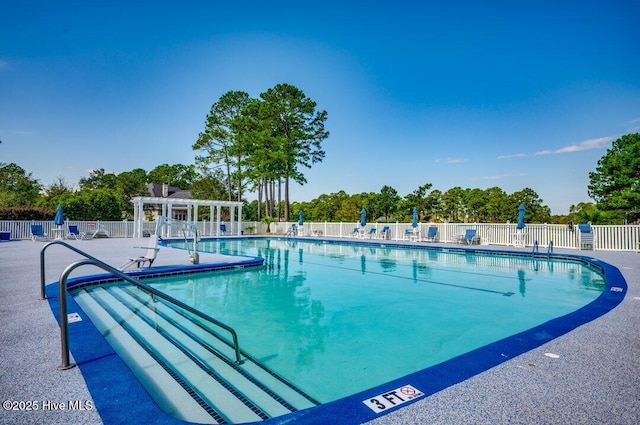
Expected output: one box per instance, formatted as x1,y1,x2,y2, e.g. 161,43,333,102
73,285,318,424
114,286,317,412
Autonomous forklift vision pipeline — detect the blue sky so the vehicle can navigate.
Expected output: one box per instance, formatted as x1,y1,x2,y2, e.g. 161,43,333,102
1,1,639,214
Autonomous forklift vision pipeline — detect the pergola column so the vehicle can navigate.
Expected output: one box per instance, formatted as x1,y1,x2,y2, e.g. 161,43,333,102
230,206,235,235
132,199,141,238
216,205,221,236
167,204,173,237
193,204,199,234
209,206,214,236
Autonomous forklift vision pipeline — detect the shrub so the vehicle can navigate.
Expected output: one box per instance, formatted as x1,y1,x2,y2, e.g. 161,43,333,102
0,207,55,220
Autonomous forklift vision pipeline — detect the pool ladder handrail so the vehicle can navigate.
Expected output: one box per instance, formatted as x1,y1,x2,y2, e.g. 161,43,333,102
40,240,244,369
532,240,554,257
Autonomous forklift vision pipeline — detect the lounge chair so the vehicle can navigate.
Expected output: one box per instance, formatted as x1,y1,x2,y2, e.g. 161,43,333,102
404,229,417,241
457,229,480,245
365,228,376,239
120,234,160,270
220,224,228,235
378,226,390,240
578,223,594,250
67,225,87,240
85,226,110,239
424,226,438,242
286,224,297,237
350,227,359,238
30,224,48,241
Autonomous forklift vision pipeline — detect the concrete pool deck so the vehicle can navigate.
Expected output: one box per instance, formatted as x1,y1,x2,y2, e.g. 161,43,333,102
0,237,638,424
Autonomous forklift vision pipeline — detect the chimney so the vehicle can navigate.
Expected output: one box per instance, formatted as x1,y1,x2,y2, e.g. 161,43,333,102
162,183,169,197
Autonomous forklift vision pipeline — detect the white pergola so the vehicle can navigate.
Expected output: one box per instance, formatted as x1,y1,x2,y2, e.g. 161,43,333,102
131,197,243,238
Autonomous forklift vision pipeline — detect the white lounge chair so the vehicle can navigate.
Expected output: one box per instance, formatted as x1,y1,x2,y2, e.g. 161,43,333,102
286,224,298,237
120,234,160,270
86,227,110,239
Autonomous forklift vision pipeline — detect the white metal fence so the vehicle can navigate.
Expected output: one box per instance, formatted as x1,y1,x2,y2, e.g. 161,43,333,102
2,220,639,252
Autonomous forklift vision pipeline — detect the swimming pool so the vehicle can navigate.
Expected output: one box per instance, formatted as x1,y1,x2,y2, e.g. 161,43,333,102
158,238,604,400
65,237,626,424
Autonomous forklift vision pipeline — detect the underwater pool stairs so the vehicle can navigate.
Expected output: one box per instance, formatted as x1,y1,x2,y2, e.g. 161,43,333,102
73,284,319,424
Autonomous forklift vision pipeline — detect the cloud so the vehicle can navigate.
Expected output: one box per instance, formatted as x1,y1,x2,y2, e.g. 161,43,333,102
497,153,527,160
628,118,640,132
534,136,614,156
12,130,32,135
500,135,614,160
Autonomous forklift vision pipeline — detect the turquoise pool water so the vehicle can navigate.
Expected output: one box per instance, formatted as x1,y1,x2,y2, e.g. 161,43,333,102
152,238,605,403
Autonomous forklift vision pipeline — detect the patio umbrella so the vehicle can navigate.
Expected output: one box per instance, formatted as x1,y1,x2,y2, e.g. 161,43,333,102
360,208,367,227
298,210,304,226
412,207,418,228
54,204,64,227
517,203,526,230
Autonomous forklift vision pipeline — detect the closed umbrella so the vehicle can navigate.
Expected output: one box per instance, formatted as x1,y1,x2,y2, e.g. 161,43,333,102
54,204,65,239
360,208,367,227
298,210,304,226
517,204,526,230
412,207,418,228
54,204,64,226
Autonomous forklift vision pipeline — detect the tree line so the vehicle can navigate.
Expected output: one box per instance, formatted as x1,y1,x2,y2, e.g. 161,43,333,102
0,163,216,221
288,185,552,224
0,158,634,225
1,82,638,228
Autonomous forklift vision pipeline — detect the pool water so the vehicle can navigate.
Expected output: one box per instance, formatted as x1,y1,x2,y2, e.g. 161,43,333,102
153,238,605,402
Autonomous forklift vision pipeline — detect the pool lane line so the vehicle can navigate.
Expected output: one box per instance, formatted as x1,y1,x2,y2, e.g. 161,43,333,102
289,259,517,297
289,248,534,282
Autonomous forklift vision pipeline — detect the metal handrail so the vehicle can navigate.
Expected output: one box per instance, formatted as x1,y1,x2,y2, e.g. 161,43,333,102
40,240,106,300
41,241,243,369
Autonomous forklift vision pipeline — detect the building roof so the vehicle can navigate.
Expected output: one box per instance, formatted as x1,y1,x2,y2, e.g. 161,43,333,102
146,183,192,199
169,190,192,199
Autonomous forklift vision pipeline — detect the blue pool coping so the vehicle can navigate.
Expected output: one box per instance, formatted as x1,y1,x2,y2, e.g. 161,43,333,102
45,238,628,425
